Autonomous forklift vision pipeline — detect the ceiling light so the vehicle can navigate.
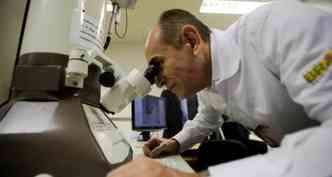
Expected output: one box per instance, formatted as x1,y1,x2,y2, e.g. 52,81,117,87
200,0,269,15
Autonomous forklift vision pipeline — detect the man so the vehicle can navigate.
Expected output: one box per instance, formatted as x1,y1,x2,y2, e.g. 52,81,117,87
108,0,332,177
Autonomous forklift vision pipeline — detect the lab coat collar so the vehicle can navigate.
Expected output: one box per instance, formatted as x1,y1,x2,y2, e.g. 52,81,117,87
210,28,240,89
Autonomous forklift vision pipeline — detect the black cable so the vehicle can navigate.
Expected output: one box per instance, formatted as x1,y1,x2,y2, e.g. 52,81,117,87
103,35,111,50
104,3,118,51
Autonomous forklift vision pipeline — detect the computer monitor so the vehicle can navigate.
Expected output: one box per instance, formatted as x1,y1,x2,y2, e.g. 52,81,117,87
131,95,166,137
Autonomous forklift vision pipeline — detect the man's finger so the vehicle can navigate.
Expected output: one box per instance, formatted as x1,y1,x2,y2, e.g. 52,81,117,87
143,144,153,157
143,138,163,157
145,138,162,148
151,143,168,158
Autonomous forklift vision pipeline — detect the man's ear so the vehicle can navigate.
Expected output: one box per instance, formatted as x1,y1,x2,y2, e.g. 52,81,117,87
181,25,201,54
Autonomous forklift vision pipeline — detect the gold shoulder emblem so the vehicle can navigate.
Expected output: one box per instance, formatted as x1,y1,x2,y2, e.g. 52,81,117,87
304,50,332,83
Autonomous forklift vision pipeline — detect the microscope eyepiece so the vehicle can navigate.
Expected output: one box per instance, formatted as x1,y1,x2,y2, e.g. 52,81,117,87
144,62,161,85
99,65,117,87
99,70,116,87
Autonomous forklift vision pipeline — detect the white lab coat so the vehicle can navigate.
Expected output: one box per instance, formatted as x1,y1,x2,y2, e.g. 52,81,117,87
174,0,332,176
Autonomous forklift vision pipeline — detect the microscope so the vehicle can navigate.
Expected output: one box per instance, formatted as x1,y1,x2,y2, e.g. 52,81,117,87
0,0,160,177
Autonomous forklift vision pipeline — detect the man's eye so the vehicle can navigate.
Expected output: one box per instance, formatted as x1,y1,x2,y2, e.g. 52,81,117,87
149,56,165,67
149,57,161,65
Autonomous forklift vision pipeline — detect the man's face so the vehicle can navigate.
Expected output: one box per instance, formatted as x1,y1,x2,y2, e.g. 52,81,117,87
144,26,210,97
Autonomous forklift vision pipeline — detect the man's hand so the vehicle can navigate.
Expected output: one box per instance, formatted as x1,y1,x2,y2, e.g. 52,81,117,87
254,125,281,147
107,157,199,177
143,137,179,158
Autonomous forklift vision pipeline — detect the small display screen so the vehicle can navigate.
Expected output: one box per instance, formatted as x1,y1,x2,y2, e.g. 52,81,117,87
132,95,166,130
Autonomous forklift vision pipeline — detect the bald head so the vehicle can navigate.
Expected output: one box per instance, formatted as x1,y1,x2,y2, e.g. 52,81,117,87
143,9,212,97
145,9,211,59
144,25,163,61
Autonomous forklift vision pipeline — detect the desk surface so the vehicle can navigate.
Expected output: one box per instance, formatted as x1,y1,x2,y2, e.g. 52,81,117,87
113,119,194,173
